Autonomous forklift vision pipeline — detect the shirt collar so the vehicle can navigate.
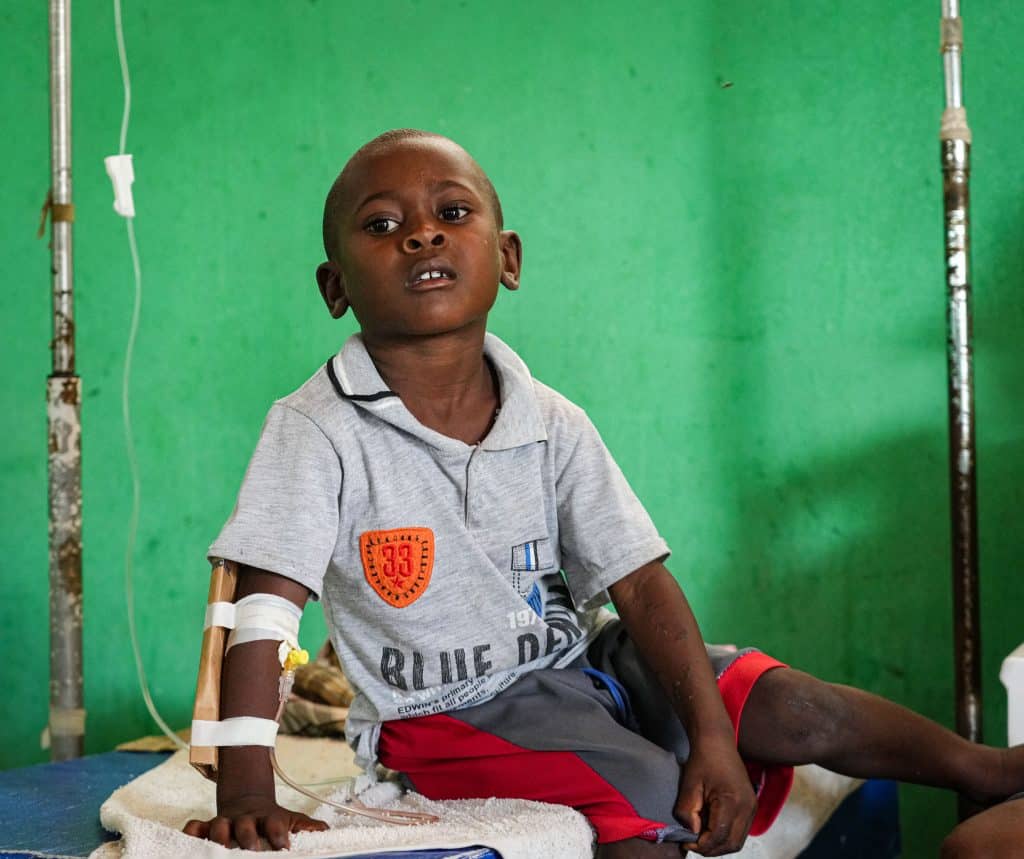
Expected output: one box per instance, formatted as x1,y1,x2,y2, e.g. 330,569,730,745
327,332,547,452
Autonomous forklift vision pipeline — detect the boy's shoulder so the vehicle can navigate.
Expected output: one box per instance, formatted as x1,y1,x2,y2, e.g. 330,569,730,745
268,334,392,431
530,376,589,434
483,333,592,440
268,356,348,431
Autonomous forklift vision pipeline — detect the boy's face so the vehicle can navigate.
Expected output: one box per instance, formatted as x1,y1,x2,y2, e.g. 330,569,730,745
317,139,522,341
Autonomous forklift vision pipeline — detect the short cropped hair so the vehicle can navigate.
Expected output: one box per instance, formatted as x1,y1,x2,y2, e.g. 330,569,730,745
322,129,504,261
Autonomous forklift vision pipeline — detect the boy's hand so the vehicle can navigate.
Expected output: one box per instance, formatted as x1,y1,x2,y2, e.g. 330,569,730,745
183,795,328,850
675,734,756,856
609,562,757,853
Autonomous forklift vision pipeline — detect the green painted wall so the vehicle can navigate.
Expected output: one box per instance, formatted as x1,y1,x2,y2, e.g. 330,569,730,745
2,2,1021,855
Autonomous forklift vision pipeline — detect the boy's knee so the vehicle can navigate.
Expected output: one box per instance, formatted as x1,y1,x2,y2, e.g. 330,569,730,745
751,669,852,756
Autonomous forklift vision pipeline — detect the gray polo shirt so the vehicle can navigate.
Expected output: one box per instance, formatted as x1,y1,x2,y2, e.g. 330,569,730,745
210,333,669,766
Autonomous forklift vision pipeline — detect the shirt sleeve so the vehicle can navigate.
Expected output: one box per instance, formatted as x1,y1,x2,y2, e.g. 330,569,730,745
556,411,670,611
208,403,341,599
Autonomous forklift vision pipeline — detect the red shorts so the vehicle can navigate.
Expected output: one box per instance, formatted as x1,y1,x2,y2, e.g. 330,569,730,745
379,623,793,845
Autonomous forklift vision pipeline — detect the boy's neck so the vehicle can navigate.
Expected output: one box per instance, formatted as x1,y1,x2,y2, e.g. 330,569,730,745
361,326,499,445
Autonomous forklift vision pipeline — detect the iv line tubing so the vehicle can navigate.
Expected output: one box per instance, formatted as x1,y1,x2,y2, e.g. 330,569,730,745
113,0,130,156
122,219,185,749
269,698,437,824
113,0,187,751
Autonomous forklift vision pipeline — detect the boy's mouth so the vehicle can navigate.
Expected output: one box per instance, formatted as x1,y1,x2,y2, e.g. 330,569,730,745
407,259,457,289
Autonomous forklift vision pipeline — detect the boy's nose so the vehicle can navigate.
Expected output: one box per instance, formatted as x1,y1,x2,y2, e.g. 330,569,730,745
402,225,447,253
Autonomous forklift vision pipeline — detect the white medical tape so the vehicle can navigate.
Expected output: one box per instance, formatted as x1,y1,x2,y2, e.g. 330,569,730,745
226,612,300,653
228,627,297,649
205,601,236,629
204,593,302,653
190,717,279,747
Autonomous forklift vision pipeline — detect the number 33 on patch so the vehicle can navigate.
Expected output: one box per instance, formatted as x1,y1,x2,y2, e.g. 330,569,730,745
359,528,434,608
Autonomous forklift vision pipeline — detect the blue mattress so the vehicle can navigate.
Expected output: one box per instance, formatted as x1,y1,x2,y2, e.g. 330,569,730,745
0,751,497,859
0,751,898,858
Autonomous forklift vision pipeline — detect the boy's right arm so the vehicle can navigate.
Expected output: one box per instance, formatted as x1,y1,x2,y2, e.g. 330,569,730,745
183,566,329,850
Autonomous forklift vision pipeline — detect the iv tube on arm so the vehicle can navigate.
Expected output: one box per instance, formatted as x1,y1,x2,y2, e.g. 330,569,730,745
192,560,438,827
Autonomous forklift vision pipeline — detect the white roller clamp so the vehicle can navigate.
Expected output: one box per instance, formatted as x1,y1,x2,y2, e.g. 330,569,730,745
104,154,136,218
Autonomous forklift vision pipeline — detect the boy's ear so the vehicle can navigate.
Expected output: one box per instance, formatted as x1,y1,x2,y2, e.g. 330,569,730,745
316,261,350,319
498,230,523,291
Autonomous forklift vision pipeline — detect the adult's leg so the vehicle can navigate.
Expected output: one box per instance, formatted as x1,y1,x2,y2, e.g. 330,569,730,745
738,667,1024,802
940,798,1024,858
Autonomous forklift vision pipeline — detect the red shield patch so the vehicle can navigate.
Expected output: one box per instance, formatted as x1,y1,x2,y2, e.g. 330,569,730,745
359,528,435,608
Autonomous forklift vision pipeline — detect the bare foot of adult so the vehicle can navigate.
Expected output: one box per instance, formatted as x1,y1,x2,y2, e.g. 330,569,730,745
940,797,1024,859
963,746,1024,805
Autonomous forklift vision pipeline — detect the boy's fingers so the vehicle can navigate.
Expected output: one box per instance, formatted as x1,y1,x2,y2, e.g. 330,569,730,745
182,819,209,839
264,812,291,850
696,797,733,855
694,796,748,857
733,801,756,848
720,794,755,854
179,809,326,851
674,782,704,836
292,813,329,833
208,816,233,847
234,815,260,851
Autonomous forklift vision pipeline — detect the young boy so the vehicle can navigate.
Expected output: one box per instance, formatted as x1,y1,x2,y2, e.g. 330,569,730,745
184,129,1023,857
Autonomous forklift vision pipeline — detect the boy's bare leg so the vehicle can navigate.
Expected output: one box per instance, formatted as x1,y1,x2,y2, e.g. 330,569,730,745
940,798,1024,858
596,838,685,858
738,667,1024,802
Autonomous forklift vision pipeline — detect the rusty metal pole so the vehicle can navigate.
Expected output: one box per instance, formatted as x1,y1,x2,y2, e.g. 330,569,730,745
47,0,84,760
939,0,981,815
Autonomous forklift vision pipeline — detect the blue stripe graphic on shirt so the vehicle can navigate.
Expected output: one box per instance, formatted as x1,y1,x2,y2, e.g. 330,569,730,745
512,539,544,572
525,582,543,616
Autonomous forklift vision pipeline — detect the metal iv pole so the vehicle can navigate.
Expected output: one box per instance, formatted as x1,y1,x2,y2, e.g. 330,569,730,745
939,0,981,816
46,0,85,760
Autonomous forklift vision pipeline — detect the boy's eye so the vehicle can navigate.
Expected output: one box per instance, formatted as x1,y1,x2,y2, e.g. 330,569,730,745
365,216,400,235
439,204,471,222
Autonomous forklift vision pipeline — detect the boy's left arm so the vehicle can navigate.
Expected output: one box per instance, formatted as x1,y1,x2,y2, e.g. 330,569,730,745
609,560,757,856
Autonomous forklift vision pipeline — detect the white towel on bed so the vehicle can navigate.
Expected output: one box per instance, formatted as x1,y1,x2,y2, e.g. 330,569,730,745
90,736,859,859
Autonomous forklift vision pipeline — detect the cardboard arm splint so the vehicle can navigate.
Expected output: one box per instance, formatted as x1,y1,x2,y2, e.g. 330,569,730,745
190,558,238,779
